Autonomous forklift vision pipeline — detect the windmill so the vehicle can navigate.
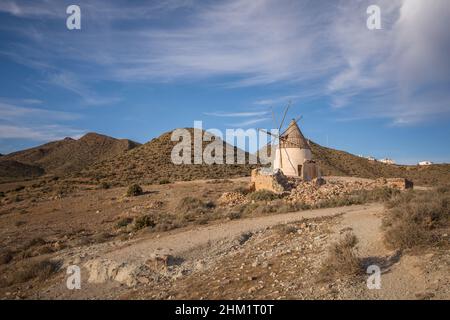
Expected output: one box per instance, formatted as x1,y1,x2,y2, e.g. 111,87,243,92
258,103,312,177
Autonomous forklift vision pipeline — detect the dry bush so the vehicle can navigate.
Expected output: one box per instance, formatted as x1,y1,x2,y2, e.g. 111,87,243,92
248,190,279,202
238,200,309,216
227,211,242,220
315,187,400,209
133,215,156,231
6,259,60,286
126,184,143,197
319,232,362,281
177,196,215,214
382,188,449,250
116,217,133,228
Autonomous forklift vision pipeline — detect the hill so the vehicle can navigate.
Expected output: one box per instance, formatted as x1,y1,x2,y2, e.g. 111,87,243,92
79,129,256,185
1,133,140,177
258,141,449,186
0,160,44,181
309,141,450,186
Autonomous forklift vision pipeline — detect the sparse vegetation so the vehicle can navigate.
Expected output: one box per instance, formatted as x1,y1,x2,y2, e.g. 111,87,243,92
3,259,60,286
319,232,362,281
239,200,310,216
126,184,143,197
159,179,170,185
314,187,400,209
133,215,156,231
382,187,449,250
116,217,133,228
177,196,215,214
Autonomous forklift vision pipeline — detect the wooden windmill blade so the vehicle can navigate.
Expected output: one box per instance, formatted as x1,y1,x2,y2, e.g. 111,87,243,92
258,128,276,163
278,102,291,169
278,104,290,132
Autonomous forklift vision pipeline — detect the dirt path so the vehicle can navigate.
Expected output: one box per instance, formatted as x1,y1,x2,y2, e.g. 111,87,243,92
107,203,383,263
70,204,383,287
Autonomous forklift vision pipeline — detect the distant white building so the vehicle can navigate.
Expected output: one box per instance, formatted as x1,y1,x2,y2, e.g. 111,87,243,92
366,156,376,161
379,158,396,165
418,161,433,166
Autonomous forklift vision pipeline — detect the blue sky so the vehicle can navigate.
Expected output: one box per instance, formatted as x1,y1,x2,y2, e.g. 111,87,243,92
0,0,449,164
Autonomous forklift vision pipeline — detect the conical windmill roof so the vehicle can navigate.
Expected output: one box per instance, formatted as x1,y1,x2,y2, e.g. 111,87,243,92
280,119,310,149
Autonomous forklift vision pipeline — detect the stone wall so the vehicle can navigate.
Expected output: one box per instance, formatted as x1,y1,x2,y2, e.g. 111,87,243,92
250,169,291,194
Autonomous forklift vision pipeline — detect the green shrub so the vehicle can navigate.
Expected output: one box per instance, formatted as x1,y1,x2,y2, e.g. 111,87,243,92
159,179,170,185
126,184,143,197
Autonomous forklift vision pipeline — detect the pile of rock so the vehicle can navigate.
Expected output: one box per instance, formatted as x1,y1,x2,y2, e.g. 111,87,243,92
372,178,413,190
287,180,372,205
218,192,248,207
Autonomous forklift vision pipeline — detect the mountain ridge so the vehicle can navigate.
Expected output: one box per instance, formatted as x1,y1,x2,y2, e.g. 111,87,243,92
0,133,141,179
1,129,449,186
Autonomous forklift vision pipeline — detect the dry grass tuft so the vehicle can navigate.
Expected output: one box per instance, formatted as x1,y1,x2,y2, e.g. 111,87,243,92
2,259,61,287
248,190,280,202
319,232,362,281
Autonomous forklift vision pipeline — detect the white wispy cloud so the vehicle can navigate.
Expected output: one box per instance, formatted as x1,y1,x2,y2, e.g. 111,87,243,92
0,124,85,141
1,0,450,125
46,72,121,106
204,111,269,117
0,101,81,121
227,117,271,128
0,99,85,142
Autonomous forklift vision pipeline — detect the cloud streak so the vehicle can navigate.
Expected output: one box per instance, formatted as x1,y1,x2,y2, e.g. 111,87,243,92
0,99,85,142
1,0,450,126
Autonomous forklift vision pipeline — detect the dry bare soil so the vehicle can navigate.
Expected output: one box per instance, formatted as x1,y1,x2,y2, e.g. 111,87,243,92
0,177,448,300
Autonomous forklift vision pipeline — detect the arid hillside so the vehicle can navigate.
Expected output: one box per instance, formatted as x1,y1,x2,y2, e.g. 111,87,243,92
0,160,44,180
1,129,449,186
79,129,257,185
259,142,450,186
0,133,140,179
